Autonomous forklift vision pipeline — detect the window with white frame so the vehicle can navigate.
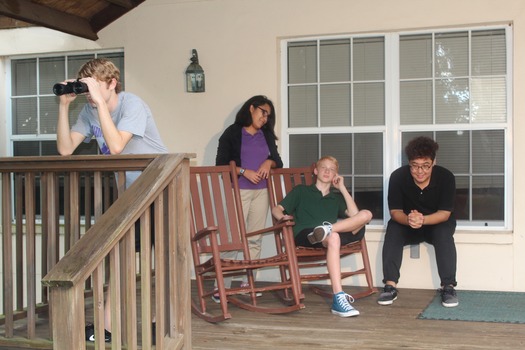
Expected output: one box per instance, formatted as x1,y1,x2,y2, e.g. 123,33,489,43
282,26,510,228
8,51,124,218
9,51,125,156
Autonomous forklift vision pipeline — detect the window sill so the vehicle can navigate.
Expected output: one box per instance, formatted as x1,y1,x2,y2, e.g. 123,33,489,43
366,225,514,245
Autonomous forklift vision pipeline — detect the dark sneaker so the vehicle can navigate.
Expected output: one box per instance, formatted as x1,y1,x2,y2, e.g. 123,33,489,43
307,221,332,244
211,289,221,304
441,285,459,307
377,285,398,305
85,324,111,343
331,291,360,317
152,322,156,346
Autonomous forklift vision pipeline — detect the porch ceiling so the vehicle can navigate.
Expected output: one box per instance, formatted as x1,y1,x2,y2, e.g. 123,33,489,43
0,0,146,40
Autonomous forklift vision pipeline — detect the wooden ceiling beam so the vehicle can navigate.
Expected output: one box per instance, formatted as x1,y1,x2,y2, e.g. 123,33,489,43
0,0,98,40
90,1,145,33
106,0,136,9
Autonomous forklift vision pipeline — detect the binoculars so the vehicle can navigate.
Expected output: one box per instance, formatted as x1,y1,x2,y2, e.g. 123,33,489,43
53,80,88,96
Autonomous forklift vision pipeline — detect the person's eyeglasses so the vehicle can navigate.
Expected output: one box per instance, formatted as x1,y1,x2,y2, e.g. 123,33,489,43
409,162,433,172
257,106,270,118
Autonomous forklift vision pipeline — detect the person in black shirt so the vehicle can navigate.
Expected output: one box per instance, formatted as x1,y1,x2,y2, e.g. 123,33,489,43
378,136,458,308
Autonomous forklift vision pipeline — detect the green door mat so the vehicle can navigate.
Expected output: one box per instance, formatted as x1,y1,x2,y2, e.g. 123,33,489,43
418,290,525,324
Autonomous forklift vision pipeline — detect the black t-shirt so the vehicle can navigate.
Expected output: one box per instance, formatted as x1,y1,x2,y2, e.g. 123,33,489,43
388,165,456,221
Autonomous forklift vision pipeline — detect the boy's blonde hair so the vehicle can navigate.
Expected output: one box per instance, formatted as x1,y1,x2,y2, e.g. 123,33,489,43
77,58,122,93
316,156,339,172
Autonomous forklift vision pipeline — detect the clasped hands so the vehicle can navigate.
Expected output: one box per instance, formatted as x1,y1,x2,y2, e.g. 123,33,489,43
407,210,425,229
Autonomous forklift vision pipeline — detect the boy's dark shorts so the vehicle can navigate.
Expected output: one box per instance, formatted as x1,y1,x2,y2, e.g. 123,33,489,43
294,226,366,248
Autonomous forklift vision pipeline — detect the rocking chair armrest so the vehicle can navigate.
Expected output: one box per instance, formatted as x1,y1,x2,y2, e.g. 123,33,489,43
193,225,219,241
245,219,295,238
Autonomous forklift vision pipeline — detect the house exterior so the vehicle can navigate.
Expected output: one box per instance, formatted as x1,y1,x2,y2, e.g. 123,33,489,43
1,0,524,292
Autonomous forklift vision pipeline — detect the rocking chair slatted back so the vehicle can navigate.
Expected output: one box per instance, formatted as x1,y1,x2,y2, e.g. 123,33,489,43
189,165,244,254
189,162,304,323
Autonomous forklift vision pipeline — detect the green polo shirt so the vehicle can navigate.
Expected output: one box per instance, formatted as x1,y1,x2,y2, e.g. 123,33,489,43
279,184,347,236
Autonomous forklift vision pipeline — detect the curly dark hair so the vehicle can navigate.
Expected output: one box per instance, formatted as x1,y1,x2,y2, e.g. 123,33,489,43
234,95,278,140
405,136,439,161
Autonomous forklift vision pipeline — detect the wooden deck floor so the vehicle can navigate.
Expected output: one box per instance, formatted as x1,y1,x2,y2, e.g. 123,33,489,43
191,286,525,350
2,285,524,349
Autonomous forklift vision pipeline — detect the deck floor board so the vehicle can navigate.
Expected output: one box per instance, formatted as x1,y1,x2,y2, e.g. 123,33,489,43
191,286,525,350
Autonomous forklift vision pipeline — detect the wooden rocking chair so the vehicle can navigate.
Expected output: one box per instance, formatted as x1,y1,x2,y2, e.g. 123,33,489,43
267,166,376,300
189,162,304,323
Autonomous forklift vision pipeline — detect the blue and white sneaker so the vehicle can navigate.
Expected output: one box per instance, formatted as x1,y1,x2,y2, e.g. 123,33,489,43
308,221,332,244
331,291,360,317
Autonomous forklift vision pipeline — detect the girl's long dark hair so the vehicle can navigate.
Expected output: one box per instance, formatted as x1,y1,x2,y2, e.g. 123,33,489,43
234,95,278,140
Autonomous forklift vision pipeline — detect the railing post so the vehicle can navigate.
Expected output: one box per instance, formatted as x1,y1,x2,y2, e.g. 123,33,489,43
48,283,86,349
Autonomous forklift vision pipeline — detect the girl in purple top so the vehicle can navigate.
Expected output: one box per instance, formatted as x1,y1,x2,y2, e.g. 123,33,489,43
214,95,283,300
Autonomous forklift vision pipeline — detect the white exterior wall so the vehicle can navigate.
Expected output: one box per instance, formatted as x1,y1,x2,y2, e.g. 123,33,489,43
1,0,524,291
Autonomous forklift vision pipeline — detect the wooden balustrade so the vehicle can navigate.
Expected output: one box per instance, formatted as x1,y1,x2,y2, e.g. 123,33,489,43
0,153,193,349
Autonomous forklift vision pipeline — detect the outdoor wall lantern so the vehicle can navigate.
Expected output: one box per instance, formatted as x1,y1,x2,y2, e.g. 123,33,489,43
185,49,205,92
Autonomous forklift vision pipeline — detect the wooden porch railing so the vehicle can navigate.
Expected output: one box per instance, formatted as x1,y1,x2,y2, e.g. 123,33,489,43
0,153,193,349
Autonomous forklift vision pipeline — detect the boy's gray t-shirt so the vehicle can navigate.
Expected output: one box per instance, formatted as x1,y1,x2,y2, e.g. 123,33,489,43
72,91,168,187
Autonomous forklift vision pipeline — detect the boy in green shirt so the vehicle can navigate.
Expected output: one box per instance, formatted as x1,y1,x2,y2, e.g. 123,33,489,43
271,156,372,317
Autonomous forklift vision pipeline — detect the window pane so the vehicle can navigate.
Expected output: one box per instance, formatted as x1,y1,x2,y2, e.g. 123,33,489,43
353,37,384,81
288,41,317,84
472,130,504,173
472,176,504,221
12,98,37,134
40,96,59,134
99,52,125,88
400,81,433,124
289,85,317,127
435,31,468,78
471,77,506,123
320,84,350,127
354,133,383,175
12,59,37,96
401,131,433,164
355,177,383,221
400,34,432,79
354,82,384,126
455,175,469,220
435,78,469,124
289,134,319,167
41,141,60,156
39,57,65,95
13,140,98,157
13,141,39,156
68,54,95,78
320,134,352,174
436,131,469,173
472,29,506,76
320,39,350,82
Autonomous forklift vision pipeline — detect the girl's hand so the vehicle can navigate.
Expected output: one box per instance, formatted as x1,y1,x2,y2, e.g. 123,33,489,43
243,169,262,184
256,159,273,179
